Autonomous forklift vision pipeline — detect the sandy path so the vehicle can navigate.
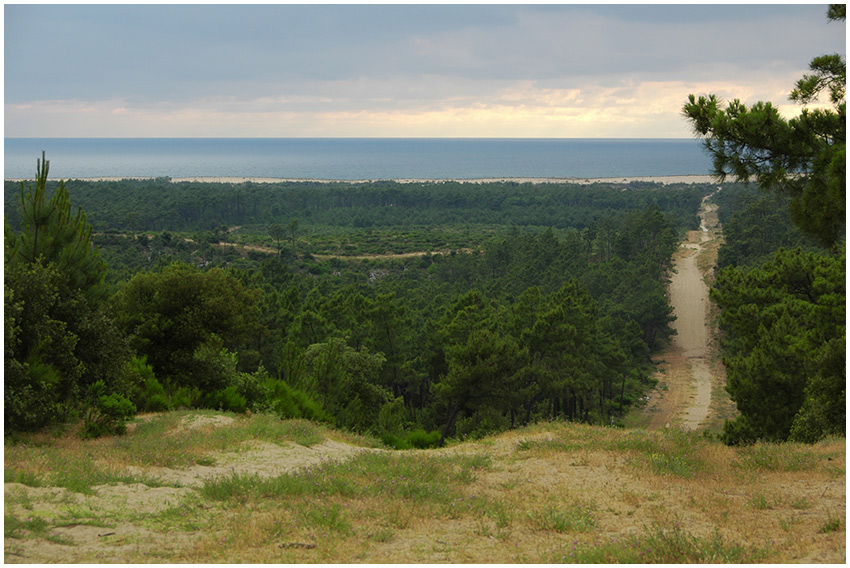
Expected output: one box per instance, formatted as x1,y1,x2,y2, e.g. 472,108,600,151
636,191,726,430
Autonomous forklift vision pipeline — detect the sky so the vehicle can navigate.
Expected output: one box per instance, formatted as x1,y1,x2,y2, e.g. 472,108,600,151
4,3,846,138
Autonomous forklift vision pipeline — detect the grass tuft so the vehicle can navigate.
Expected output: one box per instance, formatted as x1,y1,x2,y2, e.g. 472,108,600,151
555,525,767,563
528,501,597,533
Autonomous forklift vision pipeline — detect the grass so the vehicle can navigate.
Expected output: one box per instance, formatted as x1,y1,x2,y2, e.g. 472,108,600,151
5,514,73,545
528,501,597,533
554,524,767,563
3,410,361,495
734,442,820,472
3,411,845,563
200,451,491,507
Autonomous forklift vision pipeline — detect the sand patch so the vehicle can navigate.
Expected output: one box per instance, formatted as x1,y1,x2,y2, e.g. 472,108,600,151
126,438,370,488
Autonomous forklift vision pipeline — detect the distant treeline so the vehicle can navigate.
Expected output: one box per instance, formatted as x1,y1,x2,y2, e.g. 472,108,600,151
4,178,709,233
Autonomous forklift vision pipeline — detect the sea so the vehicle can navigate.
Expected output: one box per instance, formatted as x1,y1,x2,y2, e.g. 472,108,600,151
4,138,712,181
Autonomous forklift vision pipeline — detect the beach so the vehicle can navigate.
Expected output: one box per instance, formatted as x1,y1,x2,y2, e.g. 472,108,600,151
9,174,719,185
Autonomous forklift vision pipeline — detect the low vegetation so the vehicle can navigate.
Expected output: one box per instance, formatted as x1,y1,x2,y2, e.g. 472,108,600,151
4,412,845,563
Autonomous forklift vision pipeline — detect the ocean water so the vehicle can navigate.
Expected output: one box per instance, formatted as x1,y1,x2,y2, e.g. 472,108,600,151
4,138,711,181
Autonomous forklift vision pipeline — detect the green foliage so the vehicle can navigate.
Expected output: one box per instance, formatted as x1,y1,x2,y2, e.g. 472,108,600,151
202,385,248,414
382,429,441,450
4,154,136,432
712,247,845,444
5,178,707,237
6,152,106,301
111,262,260,392
297,338,391,431
130,356,170,412
139,377,171,412
4,157,702,441
80,381,137,439
264,378,332,423
713,185,820,269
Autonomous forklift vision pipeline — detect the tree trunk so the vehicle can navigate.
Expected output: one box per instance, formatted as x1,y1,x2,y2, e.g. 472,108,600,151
439,401,462,448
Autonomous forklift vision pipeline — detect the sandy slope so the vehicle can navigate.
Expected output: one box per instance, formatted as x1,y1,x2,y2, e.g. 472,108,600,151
5,415,844,563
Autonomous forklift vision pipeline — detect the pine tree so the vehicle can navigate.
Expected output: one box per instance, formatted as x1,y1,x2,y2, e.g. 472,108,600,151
7,152,106,301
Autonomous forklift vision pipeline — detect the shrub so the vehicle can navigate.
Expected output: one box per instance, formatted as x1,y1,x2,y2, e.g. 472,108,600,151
140,378,171,412
203,385,248,413
382,429,442,450
234,366,272,411
265,378,331,423
80,381,137,438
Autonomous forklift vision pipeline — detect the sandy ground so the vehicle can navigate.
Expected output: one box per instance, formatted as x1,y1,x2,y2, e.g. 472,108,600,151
169,175,719,185
5,416,844,563
9,174,719,185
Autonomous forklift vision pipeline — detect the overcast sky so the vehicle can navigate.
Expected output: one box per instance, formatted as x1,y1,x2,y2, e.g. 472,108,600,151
4,3,845,138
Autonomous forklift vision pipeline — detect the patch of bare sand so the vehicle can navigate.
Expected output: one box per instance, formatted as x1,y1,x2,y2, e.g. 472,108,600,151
4,482,201,563
129,438,371,488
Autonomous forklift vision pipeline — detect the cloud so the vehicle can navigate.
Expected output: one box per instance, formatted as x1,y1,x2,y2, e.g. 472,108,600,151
4,4,844,137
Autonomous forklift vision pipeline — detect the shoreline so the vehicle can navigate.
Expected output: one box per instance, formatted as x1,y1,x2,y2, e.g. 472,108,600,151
5,174,719,185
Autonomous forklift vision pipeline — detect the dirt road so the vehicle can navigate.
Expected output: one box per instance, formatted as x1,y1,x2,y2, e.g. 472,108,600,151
630,190,735,431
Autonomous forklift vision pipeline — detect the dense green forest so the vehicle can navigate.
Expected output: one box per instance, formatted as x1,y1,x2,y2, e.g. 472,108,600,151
5,161,717,445
707,185,844,444
6,160,843,447
5,177,704,234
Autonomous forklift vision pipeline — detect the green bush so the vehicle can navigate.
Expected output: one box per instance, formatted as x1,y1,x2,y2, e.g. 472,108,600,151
140,378,171,412
265,378,331,422
169,383,201,409
81,381,137,438
130,357,171,412
234,366,272,411
203,385,248,413
4,354,67,432
382,429,441,450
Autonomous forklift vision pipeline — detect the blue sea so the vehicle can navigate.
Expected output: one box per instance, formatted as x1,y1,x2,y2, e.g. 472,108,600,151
4,138,711,181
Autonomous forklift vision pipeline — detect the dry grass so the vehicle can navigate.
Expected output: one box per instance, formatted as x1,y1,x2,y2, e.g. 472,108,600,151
4,412,845,563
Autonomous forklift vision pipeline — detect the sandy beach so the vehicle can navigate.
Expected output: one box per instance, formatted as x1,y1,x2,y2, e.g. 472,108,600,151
11,174,719,185
170,174,719,185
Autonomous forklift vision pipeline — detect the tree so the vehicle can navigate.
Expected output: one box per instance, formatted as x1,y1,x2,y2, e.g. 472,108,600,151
111,262,261,392
5,153,134,430
287,219,300,256
6,152,106,300
711,247,845,443
683,6,845,249
301,338,391,432
434,328,526,446
268,223,286,257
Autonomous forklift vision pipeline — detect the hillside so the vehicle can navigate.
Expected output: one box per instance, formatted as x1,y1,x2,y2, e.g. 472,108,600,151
4,411,844,563
6,187,844,563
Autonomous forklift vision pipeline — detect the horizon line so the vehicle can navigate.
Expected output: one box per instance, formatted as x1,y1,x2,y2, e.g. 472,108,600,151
5,136,699,141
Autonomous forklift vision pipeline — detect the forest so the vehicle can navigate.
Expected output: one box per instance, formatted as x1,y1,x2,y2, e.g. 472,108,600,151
4,157,843,447
5,162,710,445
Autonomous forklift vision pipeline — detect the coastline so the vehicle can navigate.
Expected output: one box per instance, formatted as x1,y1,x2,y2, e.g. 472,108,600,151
6,174,719,185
